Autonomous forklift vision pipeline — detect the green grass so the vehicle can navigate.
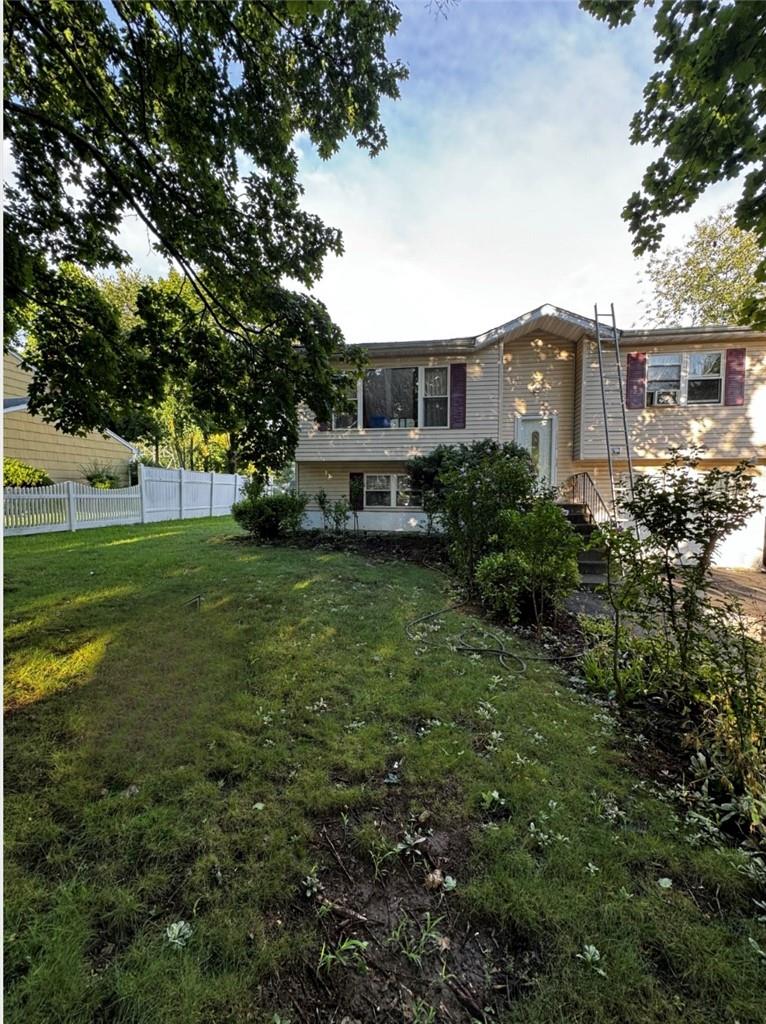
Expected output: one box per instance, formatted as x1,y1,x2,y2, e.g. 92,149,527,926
4,518,765,1023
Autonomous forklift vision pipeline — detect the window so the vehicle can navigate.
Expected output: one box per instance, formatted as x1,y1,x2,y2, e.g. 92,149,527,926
687,352,722,404
363,368,418,428
395,474,422,508
530,429,540,472
423,366,449,426
645,351,723,407
364,473,393,507
363,473,422,508
332,390,358,429
646,353,682,406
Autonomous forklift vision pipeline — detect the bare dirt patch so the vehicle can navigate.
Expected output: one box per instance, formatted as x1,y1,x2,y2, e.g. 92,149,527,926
267,799,540,1022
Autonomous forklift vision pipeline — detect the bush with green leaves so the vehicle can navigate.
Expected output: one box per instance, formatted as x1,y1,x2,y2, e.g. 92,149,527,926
232,481,307,541
3,457,53,488
408,440,536,587
82,461,120,489
584,450,765,834
476,499,582,631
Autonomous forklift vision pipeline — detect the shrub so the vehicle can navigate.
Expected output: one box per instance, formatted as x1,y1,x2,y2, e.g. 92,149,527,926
328,498,350,534
3,457,53,488
585,450,766,835
407,440,536,587
82,462,120,489
232,488,307,541
476,499,581,631
314,488,331,530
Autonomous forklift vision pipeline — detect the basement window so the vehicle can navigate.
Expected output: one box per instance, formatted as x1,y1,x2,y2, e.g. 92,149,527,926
364,473,422,508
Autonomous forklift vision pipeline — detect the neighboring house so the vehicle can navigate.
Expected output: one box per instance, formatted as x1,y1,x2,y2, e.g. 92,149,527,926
3,350,137,484
295,304,766,569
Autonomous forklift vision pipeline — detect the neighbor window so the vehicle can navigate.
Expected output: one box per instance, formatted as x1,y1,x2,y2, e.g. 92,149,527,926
423,367,449,426
646,353,682,406
363,368,418,428
364,473,422,508
687,352,722,404
645,351,722,407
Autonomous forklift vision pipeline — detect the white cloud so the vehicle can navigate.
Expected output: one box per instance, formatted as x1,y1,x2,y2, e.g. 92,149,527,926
295,2,742,341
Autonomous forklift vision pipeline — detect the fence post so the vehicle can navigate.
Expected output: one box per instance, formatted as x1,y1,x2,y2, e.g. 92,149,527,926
66,480,77,532
138,463,146,524
179,467,185,520
233,473,240,510
210,471,215,517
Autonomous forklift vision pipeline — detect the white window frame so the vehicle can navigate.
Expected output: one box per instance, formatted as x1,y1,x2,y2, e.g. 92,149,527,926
363,472,422,509
358,365,451,430
685,351,723,406
421,366,450,428
645,350,723,408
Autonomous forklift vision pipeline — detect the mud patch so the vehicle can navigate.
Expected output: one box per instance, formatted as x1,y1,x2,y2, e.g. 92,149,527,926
267,807,539,1021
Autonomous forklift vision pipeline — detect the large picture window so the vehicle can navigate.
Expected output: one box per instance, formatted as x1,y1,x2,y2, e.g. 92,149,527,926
332,388,358,429
363,368,418,428
363,473,422,508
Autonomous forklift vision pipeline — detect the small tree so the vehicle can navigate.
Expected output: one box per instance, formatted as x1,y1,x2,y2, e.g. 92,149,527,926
621,449,761,697
315,489,331,532
476,499,582,634
406,440,536,588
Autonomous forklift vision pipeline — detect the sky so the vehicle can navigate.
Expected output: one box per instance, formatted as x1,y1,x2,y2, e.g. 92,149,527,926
119,0,741,343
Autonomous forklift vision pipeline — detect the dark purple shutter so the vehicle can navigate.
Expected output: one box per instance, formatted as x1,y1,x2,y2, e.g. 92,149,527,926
625,352,647,409
449,363,466,428
724,348,746,406
349,472,364,511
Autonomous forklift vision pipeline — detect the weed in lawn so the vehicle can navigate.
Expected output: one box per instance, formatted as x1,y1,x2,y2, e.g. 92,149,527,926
387,911,446,967
317,937,369,974
5,520,766,1024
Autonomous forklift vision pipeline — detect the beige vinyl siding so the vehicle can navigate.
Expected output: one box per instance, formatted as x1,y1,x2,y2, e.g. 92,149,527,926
297,461,412,507
499,332,577,484
4,351,33,398
4,412,132,484
295,347,500,462
579,338,766,462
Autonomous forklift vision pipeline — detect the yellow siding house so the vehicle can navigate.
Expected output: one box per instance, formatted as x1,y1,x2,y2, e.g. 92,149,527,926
3,351,137,484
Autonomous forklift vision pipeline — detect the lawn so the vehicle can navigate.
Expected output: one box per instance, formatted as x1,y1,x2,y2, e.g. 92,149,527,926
4,519,765,1024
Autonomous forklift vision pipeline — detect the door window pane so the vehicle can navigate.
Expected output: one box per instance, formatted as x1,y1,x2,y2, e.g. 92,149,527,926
363,368,418,428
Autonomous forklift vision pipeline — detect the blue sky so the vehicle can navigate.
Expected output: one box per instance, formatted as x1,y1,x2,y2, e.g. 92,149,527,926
120,0,740,342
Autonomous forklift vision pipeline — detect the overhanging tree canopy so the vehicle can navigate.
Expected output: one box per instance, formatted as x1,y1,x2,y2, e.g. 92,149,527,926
4,0,406,465
582,0,766,328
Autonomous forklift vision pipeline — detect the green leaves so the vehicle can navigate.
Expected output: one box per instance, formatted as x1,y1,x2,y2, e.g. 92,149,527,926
4,0,403,466
581,0,766,327
642,206,764,327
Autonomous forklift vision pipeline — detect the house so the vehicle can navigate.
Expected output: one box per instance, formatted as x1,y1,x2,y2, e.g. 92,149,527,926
3,350,137,484
295,304,766,569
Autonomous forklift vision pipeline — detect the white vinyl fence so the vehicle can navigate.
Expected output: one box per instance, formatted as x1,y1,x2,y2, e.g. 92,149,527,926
4,465,247,537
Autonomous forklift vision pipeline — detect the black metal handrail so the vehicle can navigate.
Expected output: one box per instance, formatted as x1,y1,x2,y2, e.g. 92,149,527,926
564,472,612,526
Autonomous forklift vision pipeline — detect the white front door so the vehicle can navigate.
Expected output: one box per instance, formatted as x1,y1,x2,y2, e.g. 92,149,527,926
516,416,555,485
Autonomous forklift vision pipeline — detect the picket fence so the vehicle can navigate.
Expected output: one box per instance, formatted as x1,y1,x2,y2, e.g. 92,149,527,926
4,465,247,537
